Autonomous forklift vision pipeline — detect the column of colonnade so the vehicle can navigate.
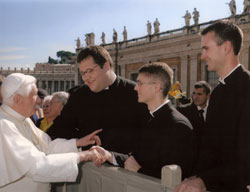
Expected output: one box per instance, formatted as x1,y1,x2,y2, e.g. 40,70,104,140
180,55,189,94
189,54,198,95
179,54,201,98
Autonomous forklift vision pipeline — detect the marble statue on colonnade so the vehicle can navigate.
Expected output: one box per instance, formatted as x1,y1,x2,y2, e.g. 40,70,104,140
183,10,191,26
85,34,91,46
123,26,127,41
147,20,152,35
153,18,160,34
243,0,250,13
228,0,236,16
101,32,106,45
192,8,200,25
113,28,118,43
76,37,81,48
85,33,95,46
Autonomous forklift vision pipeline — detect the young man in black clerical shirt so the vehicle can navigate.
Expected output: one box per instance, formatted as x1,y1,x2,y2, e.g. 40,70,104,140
48,46,149,154
175,21,250,192
92,62,195,179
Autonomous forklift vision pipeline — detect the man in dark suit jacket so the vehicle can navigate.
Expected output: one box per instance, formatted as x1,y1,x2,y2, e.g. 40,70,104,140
93,62,195,179
175,21,250,192
48,46,149,154
177,81,211,156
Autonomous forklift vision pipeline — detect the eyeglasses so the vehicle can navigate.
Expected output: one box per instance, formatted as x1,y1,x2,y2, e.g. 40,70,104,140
136,80,157,87
80,65,98,77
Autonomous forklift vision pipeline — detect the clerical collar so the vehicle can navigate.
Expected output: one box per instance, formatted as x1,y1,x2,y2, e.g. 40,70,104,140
1,104,26,121
150,99,170,117
218,64,241,84
104,74,117,90
197,104,207,112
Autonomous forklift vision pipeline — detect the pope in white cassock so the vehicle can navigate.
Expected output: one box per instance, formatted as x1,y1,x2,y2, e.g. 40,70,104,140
0,73,104,192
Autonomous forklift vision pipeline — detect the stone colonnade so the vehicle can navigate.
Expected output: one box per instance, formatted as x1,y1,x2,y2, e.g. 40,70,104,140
102,15,250,97
38,79,75,94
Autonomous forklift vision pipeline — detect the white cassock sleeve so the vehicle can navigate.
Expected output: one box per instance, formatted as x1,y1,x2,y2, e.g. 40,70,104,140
31,119,79,155
0,119,79,187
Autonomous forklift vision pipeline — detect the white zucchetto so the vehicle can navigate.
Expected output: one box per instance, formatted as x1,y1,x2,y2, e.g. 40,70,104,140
1,73,36,99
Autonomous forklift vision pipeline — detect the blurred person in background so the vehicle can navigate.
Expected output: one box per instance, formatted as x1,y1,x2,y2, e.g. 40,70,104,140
31,88,49,123
46,92,69,138
36,95,53,131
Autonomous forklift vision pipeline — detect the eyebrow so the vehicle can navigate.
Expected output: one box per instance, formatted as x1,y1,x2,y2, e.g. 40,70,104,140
201,46,208,50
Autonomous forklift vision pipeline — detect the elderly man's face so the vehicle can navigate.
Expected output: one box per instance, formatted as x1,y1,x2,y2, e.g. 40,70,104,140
20,86,39,117
42,99,51,117
49,95,63,119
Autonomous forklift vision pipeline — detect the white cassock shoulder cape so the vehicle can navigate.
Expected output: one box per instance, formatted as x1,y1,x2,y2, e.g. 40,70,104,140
0,104,80,192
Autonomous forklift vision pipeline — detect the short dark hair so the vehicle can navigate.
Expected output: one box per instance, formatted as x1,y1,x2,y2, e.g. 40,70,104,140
138,62,173,97
201,20,243,55
77,46,113,68
38,88,49,99
194,81,211,95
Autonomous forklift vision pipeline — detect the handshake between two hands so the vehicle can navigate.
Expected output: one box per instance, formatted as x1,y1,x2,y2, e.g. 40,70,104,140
85,145,112,166
76,129,113,166
78,145,113,167
76,129,142,172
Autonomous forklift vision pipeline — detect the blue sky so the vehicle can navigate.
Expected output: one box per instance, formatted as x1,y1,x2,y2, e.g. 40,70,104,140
0,0,244,69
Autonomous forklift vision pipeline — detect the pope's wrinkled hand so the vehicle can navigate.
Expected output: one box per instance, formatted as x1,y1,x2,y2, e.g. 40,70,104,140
76,129,102,147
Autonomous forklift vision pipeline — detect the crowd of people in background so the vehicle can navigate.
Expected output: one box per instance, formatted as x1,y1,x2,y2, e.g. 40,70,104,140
0,20,249,192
